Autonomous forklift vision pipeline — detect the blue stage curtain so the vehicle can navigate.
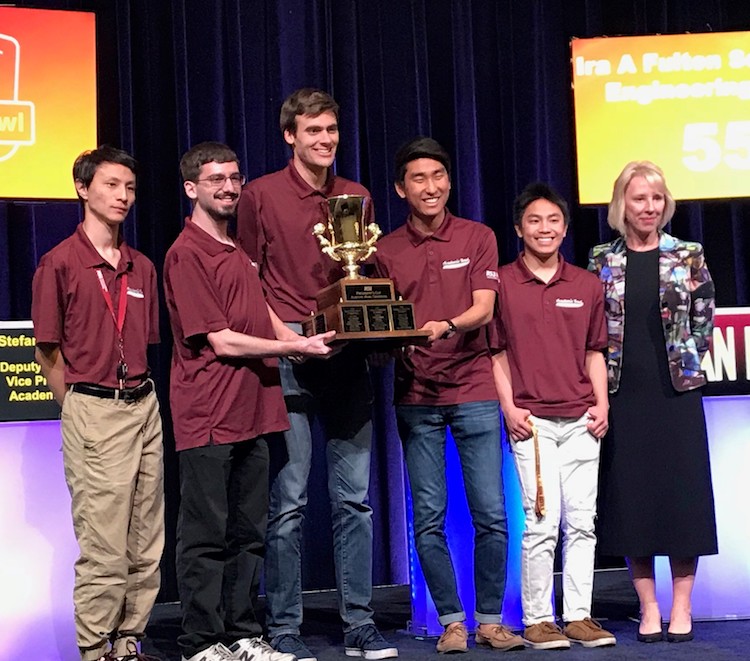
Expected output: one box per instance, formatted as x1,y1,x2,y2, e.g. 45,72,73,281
1,0,749,603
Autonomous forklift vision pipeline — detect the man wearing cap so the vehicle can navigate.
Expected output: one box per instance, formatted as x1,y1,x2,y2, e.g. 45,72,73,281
372,136,524,654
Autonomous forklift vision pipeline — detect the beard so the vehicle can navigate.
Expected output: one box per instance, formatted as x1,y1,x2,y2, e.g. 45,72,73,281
208,195,238,221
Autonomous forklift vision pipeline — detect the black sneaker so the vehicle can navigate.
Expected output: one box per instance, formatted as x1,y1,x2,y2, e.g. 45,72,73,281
344,624,398,660
230,637,296,661
116,639,162,660
271,634,317,661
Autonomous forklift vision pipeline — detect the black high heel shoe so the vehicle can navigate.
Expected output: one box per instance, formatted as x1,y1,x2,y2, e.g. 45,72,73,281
636,619,664,643
667,618,693,643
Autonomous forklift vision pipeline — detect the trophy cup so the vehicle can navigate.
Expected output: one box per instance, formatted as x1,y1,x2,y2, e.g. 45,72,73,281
301,194,431,345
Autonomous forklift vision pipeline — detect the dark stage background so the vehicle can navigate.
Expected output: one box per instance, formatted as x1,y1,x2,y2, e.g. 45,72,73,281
1,0,749,603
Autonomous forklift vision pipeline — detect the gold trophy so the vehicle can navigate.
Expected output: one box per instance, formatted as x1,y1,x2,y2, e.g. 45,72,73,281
301,194,430,345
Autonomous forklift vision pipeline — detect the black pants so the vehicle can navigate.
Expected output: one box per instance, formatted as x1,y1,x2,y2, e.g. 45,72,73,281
176,438,270,658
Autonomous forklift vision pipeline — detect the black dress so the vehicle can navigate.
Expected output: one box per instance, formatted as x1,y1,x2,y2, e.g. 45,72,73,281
598,248,718,557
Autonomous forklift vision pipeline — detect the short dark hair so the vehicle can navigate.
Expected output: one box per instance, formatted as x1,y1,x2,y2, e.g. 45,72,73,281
512,183,570,227
180,142,239,182
394,137,451,184
72,145,137,192
280,88,339,136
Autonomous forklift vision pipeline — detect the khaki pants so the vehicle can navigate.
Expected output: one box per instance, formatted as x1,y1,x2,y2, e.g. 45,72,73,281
61,387,165,661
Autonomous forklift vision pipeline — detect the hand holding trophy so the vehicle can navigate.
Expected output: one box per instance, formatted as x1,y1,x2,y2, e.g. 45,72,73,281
301,194,430,346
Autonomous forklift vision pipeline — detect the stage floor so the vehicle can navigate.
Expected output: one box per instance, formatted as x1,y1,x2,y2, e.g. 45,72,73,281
144,570,750,660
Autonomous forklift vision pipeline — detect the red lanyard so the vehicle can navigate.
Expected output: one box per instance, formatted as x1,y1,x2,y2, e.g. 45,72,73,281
96,269,128,387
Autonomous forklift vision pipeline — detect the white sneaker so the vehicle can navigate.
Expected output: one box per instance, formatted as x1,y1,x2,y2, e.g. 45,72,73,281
230,637,296,661
182,643,237,661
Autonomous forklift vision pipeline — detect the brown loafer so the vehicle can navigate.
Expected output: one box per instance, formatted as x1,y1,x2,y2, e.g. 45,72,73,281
475,624,525,651
436,623,468,654
563,618,617,647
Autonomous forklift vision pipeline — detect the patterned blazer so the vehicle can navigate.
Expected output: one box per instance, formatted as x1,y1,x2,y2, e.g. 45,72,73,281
588,232,715,393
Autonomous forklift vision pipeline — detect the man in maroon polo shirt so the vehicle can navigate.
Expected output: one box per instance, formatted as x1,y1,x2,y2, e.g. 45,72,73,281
372,137,524,654
236,89,397,661
492,183,615,650
164,142,335,661
32,146,164,661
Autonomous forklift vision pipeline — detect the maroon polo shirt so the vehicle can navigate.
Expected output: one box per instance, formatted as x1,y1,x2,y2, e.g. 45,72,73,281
164,218,289,451
31,224,159,388
237,160,371,322
373,212,500,405
494,254,607,418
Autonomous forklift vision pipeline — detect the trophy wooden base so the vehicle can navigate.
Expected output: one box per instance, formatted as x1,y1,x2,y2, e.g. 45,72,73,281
301,278,431,346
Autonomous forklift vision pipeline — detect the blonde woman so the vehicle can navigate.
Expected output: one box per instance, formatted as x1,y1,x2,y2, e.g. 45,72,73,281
588,161,717,644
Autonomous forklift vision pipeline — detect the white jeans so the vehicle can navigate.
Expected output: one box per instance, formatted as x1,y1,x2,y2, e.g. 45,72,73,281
512,413,601,625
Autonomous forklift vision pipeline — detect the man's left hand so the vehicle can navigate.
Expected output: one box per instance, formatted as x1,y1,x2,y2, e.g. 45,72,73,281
420,320,449,343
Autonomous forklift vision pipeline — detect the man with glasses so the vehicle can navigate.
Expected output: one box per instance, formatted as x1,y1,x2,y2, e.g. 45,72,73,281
164,142,335,661
237,89,397,661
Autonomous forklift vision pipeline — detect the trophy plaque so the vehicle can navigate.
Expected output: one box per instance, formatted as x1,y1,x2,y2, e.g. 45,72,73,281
301,194,431,346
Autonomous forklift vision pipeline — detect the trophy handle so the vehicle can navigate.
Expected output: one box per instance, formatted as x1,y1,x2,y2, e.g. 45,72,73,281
313,222,341,262
360,222,382,261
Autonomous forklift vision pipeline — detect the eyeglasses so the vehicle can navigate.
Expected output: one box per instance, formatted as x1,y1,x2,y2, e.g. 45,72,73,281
195,173,246,187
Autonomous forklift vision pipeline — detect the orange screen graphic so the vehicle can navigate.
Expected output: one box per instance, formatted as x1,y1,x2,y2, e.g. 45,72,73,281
0,7,96,200
572,32,750,204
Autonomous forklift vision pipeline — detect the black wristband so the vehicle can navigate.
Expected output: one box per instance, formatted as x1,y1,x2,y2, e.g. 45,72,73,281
442,319,457,339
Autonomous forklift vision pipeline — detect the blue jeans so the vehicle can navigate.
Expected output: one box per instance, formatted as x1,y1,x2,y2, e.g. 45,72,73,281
266,347,374,638
397,400,508,626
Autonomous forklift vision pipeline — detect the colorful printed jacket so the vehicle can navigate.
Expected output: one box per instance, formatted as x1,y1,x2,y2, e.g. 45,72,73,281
588,232,715,393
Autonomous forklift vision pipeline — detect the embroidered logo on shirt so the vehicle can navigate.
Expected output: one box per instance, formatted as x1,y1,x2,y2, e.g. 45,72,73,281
442,258,470,270
555,298,584,308
126,287,145,299
485,269,499,281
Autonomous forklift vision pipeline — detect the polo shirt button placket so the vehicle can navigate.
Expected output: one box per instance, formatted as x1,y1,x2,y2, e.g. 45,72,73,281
427,242,439,286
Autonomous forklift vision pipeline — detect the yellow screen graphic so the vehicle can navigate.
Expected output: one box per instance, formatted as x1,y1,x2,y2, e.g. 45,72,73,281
572,32,750,204
0,7,96,200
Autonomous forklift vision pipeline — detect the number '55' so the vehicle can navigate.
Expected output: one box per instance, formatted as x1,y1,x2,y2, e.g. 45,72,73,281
682,121,750,172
